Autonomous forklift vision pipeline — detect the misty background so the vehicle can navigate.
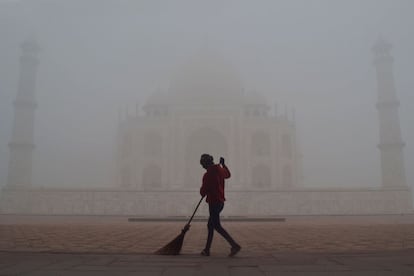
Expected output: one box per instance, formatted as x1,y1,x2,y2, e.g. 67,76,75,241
0,0,413,197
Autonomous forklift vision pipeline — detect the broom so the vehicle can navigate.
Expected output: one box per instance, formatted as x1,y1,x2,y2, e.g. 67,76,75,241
155,196,205,255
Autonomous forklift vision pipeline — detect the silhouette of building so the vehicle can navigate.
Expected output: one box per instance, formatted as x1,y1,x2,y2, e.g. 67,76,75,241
0,41,411,216
117,52,302,191
372,38,407,189
7,39,40,188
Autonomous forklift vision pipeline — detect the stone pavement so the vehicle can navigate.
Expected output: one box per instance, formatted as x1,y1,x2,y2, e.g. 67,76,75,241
1,250,414,275
1,215,414,275
1,215,414,254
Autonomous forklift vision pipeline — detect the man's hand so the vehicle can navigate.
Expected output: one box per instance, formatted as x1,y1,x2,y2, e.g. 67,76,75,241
219,157,225,166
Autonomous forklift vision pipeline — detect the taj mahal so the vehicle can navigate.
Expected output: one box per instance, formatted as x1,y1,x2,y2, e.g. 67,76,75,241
0,39,412,216
117,52,301,192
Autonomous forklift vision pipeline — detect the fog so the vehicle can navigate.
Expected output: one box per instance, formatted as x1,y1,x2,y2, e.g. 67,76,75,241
0,0,413,201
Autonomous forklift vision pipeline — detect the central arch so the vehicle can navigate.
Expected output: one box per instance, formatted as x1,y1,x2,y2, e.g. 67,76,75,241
185,127,228,188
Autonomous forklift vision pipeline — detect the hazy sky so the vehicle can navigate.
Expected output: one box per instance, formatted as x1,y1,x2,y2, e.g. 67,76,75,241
0,0,413,194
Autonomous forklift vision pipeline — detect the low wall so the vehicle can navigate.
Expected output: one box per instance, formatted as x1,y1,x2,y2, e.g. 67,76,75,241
0,188,412,216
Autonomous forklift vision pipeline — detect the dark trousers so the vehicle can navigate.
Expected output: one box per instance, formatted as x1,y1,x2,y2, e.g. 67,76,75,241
205,202,238,250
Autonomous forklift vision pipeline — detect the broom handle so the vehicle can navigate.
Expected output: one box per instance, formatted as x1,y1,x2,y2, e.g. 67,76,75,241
186,196,205,225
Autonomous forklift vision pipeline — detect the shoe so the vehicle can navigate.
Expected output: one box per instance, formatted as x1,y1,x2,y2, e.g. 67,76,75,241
228,244,241,257
200,249,210,256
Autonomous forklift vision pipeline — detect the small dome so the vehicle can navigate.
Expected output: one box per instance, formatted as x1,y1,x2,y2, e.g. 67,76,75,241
372,37,392,54
243,90,268,106
146,89,169,106
21,38,40,53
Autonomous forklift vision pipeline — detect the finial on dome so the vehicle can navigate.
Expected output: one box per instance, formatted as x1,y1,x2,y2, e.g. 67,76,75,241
274,102,278,117
136,102,139,117
118,106,122,123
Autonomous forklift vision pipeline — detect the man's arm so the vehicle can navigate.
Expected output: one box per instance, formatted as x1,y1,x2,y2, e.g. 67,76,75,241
200,174,208,197
220,157,231,179
221,164,231,179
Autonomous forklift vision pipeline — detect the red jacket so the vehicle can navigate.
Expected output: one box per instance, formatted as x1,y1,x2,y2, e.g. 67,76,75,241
200,164,231,203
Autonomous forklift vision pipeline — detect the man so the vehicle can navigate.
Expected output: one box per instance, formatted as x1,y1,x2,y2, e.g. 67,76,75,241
199,153,241,257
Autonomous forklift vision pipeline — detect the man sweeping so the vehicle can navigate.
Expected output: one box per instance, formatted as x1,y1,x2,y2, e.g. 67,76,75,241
199,154,241,257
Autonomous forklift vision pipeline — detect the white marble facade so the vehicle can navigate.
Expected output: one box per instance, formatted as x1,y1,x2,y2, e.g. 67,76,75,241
1,47,412,216
117,52,302,192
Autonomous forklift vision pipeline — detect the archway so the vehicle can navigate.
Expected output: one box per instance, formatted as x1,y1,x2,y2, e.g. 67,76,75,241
251,131,270,156
143,132,162,156
252,164,271,188
142,164,162,190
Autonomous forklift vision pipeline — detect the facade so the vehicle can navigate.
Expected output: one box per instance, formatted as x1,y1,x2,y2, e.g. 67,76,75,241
117,52,302,192
0,41,412,216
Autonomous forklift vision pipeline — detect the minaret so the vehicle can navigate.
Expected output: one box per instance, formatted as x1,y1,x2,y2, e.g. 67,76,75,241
372,38,406,188
7,39,40,188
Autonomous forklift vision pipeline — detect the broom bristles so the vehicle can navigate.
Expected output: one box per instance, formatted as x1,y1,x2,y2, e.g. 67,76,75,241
155,230,186,255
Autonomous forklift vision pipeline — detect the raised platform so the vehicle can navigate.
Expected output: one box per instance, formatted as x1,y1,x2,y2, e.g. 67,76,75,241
1,187,412,216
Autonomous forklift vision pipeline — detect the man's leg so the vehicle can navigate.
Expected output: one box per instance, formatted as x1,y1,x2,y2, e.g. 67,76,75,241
203,216,214,254
212,203,239,249
202,205,215,255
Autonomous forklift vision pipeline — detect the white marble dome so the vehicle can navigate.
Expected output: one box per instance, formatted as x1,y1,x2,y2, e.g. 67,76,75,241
168,50,244,105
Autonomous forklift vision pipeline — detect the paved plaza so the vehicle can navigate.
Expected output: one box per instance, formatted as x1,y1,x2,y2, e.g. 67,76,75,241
1,215,414,275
